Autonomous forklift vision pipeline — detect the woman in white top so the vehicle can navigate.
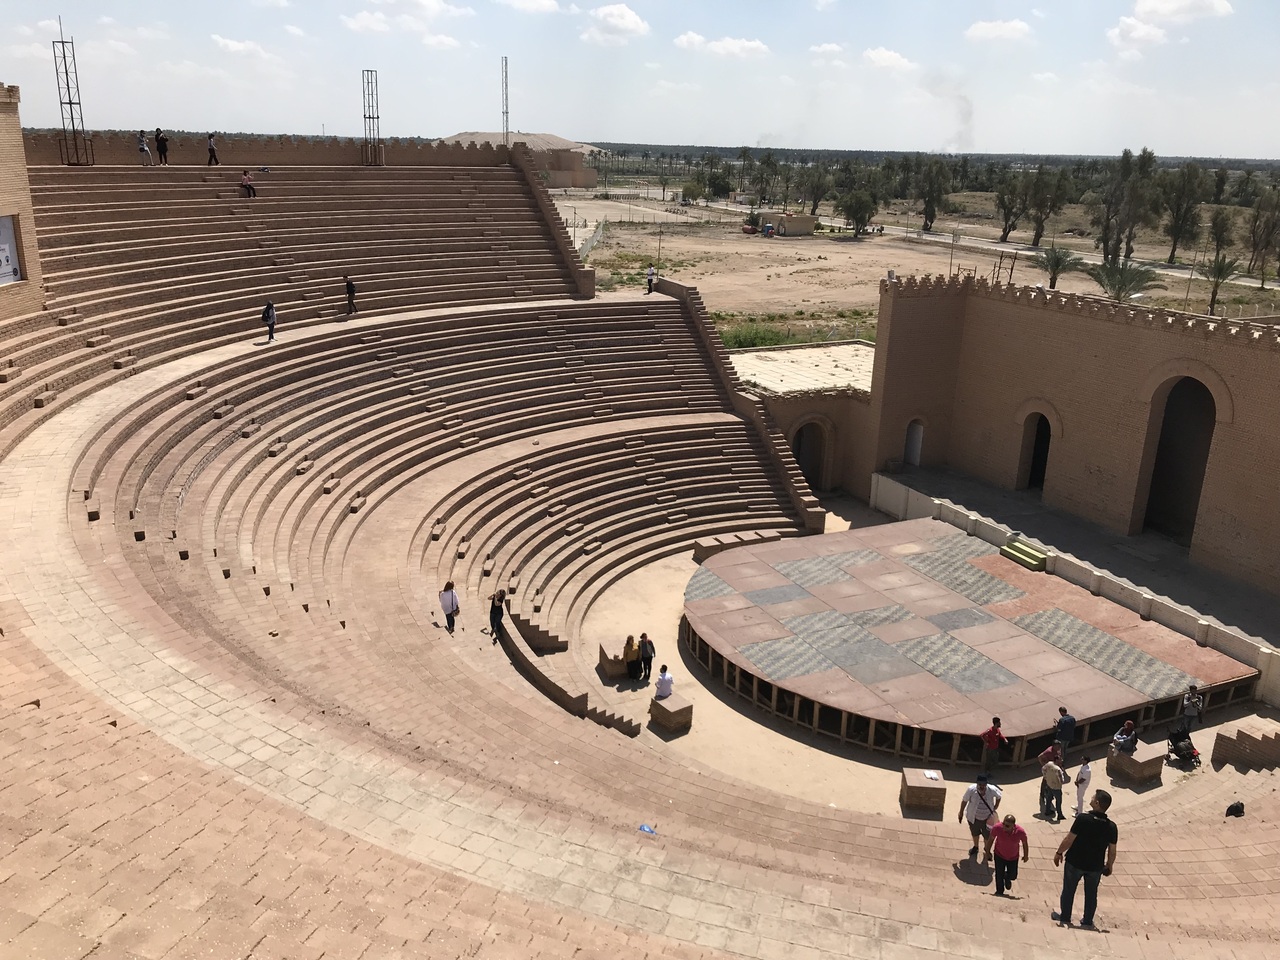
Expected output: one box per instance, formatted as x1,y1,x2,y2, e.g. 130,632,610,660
439,580,460,634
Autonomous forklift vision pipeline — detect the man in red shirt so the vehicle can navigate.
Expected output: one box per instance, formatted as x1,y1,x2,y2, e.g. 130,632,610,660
980,717,1007,774
985,813,1030,896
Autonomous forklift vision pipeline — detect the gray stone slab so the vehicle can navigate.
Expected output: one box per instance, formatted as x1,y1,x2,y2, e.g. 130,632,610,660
844,604,914,630
1011,608,1198,699
901,536,1024,606
926,607,995,632
773,556,852,589
896,631,1020,694
738,636,831,682
743,584,812,607
684,567,736,602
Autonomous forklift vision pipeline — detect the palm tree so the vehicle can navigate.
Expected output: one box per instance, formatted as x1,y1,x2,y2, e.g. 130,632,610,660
1085,260,1166,302
1198,254,1241,316
1030,246,1085,290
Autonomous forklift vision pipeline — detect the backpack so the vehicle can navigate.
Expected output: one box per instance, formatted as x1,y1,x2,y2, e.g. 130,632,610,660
262,304,273,324
1226,802,1245,818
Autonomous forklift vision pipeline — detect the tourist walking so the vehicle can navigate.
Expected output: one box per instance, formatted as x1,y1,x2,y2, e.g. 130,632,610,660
345,275,358,315
439,580,459,635
138,130,153,166
261,300,276,342
1041,756,1067,822
154,128,169,165
1182,685,1204,727
646,264,655,294
487,589,506,642
1036,742,1063,816
207,132,220,166
241,170,257,199
984,813,1029,896
623,635,641,681
638,632,655,682
1054,706,1076,762
980,717,1007,774
1074,755,1092,817
1052,790,1118,929
654,665,674,699
957,773,1001,858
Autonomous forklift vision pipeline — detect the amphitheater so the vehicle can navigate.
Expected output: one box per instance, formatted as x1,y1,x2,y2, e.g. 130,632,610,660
4,86,1280,960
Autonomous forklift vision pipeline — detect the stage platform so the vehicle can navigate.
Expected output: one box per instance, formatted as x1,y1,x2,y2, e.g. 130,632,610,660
680,518,1258,764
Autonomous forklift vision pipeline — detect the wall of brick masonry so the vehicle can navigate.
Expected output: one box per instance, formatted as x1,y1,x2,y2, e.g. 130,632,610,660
868,276,1280,594
866,275,968,475
759,392,877,498
21,129,515,168
0,86,44,322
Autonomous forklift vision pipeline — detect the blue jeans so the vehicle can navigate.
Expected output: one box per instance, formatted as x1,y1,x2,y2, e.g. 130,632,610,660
1060,861,1102,925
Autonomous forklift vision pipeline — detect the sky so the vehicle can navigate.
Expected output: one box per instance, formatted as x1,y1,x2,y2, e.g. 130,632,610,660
1,0,1276,158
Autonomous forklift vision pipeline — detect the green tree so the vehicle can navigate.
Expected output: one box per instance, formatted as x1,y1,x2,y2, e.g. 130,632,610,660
658,173,670,202
801,162,831,216
736,146,754,192
914,158,950,232
1030,245,1085,290
994,170,1029,243
1245,188,1279,279
1085,260,1167,302
1028,165,1069,247
706,168,733,200
1160,162,1209,263
1198,254,1240,316
681,180,704,204
836,190,877,234
1119,148,1160,262
1213,166,1229,205
1209,207,1234,257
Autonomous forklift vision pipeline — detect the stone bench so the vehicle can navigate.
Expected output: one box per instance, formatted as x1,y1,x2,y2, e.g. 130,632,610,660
899,767,947,815
649,694,692,734
598,644,629,683
1106,740,1165,785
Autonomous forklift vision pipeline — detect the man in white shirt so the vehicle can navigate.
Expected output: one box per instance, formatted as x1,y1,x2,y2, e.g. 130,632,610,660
957,774,1002,858
654,665,673,699
1074,755,1092,818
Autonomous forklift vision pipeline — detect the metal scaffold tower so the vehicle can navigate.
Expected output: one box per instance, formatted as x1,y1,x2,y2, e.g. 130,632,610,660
361,69,384,166
501,56,510,149
52,19,93,166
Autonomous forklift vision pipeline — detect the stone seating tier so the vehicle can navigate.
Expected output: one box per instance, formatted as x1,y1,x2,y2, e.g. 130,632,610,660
1106,741,1167,785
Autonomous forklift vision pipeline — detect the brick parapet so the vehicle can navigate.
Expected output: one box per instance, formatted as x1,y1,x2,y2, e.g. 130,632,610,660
507,142,594,299
21,129,515,168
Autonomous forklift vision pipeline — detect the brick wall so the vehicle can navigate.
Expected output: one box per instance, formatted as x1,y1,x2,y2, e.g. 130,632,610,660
0,86,44,323
868,277,1280,595
21,129,515,168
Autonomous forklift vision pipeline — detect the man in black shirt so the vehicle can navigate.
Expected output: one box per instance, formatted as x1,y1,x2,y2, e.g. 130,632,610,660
1051,789,1118,929
344,275,358,316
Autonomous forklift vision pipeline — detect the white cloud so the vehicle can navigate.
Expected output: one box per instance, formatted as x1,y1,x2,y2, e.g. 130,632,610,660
211,34,272,58
814,0,838,8
495,0,560,10
341,11,391,32
674,33,767,57
1031,8,1046,17
284,24,307,37
2,42,48,61
252,0,291,7
580,4,648,46
809,43,842,54
1033,71,1059,83
1107,16,1167,59
965,19,1032,41
706,37,768,57
422,32,461,48
862,46,917,71
98,16,117,25
1134,0,1232,23
36,19,61,34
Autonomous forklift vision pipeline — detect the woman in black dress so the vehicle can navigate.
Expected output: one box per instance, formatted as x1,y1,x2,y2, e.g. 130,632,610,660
154,128,169,166
488,589,506,642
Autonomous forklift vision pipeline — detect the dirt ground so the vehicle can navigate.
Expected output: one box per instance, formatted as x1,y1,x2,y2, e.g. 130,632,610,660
557,194,1280,337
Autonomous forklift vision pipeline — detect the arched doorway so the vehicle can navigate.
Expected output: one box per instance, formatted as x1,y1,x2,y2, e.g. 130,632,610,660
1016,414,1052,491
904,420,924,466
1142,377,1216,545
791,422,825,489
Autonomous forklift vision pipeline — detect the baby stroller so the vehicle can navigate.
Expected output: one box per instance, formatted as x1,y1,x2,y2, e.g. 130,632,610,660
1168,722,1201,768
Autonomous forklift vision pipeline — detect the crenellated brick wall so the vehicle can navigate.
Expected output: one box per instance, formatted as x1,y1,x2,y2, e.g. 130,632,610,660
866,274,1280,595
